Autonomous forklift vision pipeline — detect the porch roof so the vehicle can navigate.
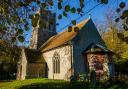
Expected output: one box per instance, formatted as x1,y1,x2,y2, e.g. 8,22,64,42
84,43,114,54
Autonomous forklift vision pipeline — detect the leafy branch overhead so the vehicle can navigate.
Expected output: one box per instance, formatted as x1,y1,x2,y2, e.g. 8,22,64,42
115,2,128,31
115,2,128,44
0,0,108,43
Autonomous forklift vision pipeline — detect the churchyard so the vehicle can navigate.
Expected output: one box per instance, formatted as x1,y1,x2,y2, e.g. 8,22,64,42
1,0,128,89
0,78,128,89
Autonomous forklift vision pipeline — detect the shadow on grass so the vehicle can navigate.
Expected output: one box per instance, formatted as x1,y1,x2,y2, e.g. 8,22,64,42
19,81,128,89
0,80,13,82
19,82,89,89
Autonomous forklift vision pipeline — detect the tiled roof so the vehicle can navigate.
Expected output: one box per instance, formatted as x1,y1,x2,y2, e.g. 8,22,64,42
84,43,113,54
40,19,90,52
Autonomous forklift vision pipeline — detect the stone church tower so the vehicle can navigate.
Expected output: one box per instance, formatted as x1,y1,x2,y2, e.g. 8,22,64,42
30,10,57,49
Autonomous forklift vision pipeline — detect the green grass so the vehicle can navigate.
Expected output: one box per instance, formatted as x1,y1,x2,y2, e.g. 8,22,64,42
0,78,67,89
0,78,128,89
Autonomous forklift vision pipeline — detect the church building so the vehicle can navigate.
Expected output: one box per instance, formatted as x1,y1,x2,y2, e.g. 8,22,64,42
17,11,114,80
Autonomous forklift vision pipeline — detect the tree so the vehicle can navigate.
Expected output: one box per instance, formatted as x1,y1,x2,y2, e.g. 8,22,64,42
115,2,128,30
99,9,128,61
0,39,20,63
115,1,128,44
0,0,128,44
0,0,109,44
0,39,20,79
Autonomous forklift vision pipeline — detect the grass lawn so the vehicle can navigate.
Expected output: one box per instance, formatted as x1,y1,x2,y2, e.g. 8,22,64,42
0,78,128,89
0,78,65,89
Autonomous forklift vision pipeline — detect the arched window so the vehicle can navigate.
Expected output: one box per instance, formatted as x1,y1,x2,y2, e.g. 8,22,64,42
53,52,60,73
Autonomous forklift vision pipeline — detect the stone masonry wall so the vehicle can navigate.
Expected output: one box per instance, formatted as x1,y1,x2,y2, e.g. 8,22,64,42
43,45,72,80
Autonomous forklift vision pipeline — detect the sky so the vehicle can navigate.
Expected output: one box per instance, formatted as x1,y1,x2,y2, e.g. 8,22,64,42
24,0,128,46
57,0,128,32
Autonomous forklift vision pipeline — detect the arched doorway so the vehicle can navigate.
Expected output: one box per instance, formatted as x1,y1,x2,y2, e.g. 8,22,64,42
90,55,104,80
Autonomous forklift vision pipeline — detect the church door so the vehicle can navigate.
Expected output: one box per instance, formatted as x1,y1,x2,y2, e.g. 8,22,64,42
89,55,105,80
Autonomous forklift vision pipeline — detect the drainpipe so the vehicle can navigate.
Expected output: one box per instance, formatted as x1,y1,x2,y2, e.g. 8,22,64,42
69,42,74,76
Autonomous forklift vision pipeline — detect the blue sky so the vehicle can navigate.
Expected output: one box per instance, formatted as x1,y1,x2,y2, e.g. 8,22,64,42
57,0,128,32
24,0,128,46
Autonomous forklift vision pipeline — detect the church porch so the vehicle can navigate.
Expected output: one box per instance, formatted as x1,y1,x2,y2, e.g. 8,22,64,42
83,43,115,80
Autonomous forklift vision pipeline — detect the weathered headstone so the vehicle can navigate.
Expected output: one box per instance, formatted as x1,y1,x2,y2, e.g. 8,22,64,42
90,70,96,88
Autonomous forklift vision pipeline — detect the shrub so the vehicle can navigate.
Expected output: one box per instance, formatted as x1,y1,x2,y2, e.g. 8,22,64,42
70,74,78,83
78,74,87,82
